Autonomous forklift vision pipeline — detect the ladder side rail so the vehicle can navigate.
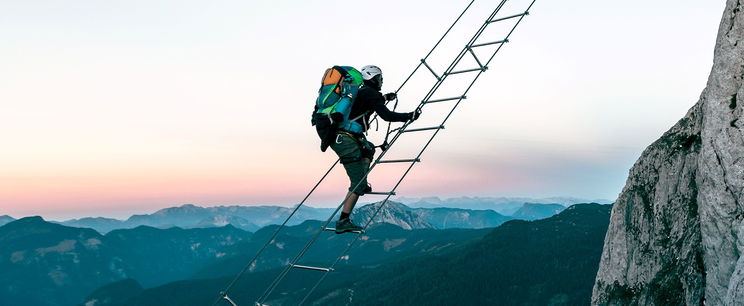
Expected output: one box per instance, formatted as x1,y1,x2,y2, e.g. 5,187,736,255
298,2,536,304
255,119,415,304
254,188,352,303
417,0,507,106
382,0,474,148
393,0,476,95
255,1,490,298
255,0,533,303
210,159,340,306
481,0,536,68
216,2,478,304
258,1,509,302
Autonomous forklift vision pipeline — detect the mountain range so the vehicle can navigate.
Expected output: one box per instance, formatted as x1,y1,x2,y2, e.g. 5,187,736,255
0,202,503,306
395,196,609,215
86,203,611,306
353,201,514,229
0,200,588,305
308,203,612,305
59,204,334,233
53,200,569,234
511,203,566,220
0,217,250,306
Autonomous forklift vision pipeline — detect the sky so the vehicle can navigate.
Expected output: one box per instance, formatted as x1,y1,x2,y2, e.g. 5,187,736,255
0,0,728,220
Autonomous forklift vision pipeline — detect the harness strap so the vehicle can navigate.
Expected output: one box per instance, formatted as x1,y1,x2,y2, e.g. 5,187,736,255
336,130,364,145
335,131,366,165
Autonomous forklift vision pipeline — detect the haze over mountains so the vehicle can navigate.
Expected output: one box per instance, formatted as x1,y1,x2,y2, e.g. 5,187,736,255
20,196,606,234
396,196,611,215
58,205,334,234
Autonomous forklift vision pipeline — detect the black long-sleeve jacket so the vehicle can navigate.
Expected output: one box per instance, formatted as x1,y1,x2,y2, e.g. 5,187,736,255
348,86,410,133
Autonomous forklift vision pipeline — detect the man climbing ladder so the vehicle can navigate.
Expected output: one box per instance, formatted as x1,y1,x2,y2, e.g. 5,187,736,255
215,1,536,304
316,65,421,234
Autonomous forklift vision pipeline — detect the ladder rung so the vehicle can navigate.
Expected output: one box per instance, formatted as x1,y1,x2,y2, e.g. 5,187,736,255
222,295,238,306
420,59,442,81
488,12,529,24
324,227,364,234
424,96,466,104
401,125,445,133
470,39,508,48
467,48,484,69
291,264,334,272
378,158,421,164
446,67,486,75
366,191,396,196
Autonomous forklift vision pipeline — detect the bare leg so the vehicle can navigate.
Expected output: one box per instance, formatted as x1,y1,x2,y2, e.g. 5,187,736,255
341,157,370,215
341,191,360,215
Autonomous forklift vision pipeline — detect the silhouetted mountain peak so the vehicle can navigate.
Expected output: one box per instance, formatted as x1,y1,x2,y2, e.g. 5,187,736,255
152,203,207,216
1,216,72,234
14,216,45,223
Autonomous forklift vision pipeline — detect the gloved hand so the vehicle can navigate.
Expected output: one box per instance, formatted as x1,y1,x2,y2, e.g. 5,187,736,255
379,142,390,151
384,92,397,101
408,108,422,122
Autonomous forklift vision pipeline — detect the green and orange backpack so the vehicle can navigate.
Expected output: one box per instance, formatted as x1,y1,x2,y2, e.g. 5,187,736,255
311,66,364,152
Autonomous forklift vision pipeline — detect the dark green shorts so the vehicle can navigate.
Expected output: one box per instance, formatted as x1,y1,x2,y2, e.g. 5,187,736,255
330,134,375,195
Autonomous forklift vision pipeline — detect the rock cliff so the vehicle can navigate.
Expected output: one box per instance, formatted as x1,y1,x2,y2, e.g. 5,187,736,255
592,0,743,305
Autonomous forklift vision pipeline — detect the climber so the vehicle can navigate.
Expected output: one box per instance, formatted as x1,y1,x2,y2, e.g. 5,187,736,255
332,65,421,234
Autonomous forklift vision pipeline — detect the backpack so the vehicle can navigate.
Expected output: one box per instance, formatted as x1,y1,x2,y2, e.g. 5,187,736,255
311,66,364,152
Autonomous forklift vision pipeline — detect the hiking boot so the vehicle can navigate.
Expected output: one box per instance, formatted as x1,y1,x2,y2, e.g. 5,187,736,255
335,218,363,234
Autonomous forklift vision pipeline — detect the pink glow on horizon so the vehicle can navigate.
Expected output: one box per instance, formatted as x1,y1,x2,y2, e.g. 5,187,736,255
1,0,720,220
0,154,528,219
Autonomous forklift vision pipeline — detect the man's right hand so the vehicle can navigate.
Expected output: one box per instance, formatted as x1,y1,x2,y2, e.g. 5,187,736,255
408,108,422,122
384,93,397,101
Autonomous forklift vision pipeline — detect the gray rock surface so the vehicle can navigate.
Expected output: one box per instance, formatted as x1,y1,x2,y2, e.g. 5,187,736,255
353,201,435,230
592,0,743,305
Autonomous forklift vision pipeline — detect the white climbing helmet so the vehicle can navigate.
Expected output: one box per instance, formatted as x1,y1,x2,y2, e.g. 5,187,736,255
360,65,382,80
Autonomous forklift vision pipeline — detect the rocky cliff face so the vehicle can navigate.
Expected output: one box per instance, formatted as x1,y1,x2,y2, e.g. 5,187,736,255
592,1,744,305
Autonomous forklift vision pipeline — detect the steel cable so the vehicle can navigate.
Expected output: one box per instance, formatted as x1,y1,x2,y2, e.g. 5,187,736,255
213,1,477,305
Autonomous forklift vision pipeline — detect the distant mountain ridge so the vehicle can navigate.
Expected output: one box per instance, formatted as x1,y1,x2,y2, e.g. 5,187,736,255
92,203,612,306
395,196,612,214
0,215,15,226
511,203,566,220
0,217,123,306
0,217,250,306
354,201,513,229
54,200,569,234
305,203,613,305
59,204,333,233
353,201,436,229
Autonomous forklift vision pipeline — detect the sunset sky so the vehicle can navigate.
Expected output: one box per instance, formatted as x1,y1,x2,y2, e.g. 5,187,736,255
1,0,726,220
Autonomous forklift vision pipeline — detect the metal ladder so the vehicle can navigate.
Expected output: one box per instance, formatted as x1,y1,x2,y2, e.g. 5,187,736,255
214,0,536,305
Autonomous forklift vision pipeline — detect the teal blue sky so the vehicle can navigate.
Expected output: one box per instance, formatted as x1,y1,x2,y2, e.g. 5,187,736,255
0,0,728,219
